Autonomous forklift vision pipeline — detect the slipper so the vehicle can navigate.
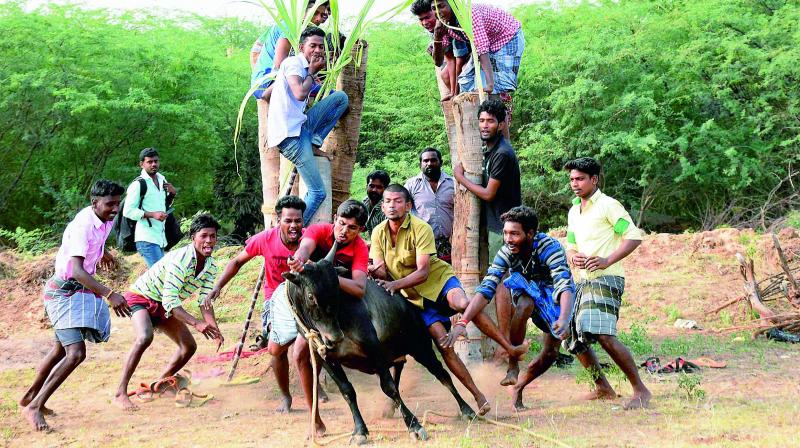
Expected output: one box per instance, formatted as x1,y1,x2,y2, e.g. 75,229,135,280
639,356,661,374
150,376,179,395
128,383,156,403
222,376,261,386
689,357,727,369
656,359,678,374
675,357,701,373
175,388,193,408
190,392,215,407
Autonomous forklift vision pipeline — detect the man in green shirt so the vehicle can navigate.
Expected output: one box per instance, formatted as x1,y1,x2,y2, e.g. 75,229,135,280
370,184,528,414
122,147,177,267
113,214,223,411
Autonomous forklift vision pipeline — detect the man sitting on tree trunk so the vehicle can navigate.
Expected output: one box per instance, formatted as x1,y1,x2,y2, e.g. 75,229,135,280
113,214,224,411
267,26,349,225
432,0,525,131
369,184,529,415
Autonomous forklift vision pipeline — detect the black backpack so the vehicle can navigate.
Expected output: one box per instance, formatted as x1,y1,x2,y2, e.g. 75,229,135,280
113,177,183,252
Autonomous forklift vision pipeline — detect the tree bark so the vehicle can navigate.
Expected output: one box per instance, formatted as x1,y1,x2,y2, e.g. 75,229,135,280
258,99,281,228
321,40,369,213
452,92,493,361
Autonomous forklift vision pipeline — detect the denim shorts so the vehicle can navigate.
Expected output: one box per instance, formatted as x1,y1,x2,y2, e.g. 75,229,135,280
54,327,92,346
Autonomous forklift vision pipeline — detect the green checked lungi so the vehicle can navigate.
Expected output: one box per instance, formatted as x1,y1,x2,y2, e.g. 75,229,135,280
562,275,625,354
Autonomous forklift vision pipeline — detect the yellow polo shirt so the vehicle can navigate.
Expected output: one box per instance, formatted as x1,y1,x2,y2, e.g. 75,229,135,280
370,214,455,308
565,189,642,281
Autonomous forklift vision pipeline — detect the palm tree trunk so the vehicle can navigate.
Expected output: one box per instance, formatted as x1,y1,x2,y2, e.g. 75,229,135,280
452,92,494,361
258,99,280,228
320,41,369,213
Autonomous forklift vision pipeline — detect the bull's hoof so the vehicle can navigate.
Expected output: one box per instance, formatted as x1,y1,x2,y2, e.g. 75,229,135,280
460,407,477,421
381,400,398,418
348,434,369,445
409,426,428,441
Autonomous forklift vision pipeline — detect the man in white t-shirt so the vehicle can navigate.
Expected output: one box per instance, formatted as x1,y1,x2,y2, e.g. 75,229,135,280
267,26,349,224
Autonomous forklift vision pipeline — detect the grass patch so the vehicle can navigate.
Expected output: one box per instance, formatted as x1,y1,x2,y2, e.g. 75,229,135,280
618,322,655,357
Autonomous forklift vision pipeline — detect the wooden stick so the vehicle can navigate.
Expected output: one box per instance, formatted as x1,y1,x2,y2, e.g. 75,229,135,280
736,253,777,320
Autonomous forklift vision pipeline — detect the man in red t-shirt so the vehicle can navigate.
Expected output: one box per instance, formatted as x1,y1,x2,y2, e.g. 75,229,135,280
208,195,305,413
286,199,369,438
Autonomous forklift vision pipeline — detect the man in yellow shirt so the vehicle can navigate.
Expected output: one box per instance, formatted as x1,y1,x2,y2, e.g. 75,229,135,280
563,157,652,410
370,184,528,414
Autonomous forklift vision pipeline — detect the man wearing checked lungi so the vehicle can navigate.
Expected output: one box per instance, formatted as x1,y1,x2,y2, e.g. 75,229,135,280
563,157,652,409
19,180,133,431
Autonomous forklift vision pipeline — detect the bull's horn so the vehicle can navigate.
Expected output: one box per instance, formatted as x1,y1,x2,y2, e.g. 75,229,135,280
325,241,338,263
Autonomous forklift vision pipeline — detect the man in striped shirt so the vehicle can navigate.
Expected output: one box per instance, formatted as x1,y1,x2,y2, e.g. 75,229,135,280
440,206,577,407
113,214,223,411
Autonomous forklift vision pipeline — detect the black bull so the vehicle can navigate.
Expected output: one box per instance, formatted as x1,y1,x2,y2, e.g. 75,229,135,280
282,256,476,443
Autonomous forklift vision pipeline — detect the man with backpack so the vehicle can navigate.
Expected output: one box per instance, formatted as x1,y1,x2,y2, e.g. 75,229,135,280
122,147,177,267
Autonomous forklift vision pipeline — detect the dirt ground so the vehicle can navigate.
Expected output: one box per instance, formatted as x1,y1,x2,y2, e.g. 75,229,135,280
1,229,800,447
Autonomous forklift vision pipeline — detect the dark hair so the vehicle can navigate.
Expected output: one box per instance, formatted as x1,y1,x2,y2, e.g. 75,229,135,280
337,199,368,226
190,213,221,237
501,206,539,234
139,147,159,162
300,26,326,44
307,0,328,9
419,147,442,163
90,179,124,198
563,157,602,178
477,98,507,123
383,184,412,202
410,0,432,15
275,195,307,215
366,170,390,187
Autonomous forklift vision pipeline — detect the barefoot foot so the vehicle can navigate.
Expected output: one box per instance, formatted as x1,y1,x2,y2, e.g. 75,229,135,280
509,339,531,358
475,396,490,416
500,366,519,386
623,389,652,410
318,387,329,404
275,394,292,413
22,406,50,432
511,387,527,412
113,394,140,412
582,388,618,401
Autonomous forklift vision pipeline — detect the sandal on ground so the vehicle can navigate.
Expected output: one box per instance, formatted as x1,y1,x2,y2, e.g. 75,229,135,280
175,388,193,408
640,356,661,374
675,357,701,373
127,383,155,403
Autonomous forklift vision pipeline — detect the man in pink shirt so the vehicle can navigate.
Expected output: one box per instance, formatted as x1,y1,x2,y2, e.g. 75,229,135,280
19,180,132,432
286,199,369,437
209,195,309,413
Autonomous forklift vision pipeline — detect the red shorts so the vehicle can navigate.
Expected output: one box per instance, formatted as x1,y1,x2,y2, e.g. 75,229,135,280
125,291,167,324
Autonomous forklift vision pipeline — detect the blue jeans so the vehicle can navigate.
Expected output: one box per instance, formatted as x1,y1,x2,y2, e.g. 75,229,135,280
136,241,164,267
278,91,349,224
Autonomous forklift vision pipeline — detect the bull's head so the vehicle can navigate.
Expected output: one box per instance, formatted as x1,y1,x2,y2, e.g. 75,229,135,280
282,242,347,350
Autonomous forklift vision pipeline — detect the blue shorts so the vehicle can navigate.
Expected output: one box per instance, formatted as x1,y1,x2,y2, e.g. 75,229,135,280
419,276,461,328
54,327,93,346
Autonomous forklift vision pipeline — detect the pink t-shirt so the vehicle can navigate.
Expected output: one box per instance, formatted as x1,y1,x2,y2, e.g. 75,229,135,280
245,227,303,301
54,206,114,281
303,223,369,273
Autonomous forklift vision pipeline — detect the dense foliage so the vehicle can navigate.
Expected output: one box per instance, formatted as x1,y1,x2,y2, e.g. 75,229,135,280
1,0,798,241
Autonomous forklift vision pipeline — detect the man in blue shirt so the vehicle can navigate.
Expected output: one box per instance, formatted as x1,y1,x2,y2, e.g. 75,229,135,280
441,206,579,410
